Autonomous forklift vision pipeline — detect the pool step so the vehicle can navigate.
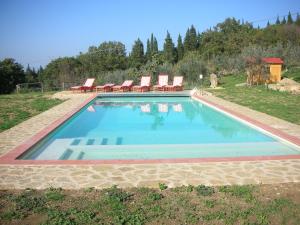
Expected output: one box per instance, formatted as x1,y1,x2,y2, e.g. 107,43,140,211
70,137,124,146
30,139,299,160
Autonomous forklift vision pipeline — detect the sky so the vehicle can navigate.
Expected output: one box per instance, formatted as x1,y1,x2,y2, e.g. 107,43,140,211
0,0,299,68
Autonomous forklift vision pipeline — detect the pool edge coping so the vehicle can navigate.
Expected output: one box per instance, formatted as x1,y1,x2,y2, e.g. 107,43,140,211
0,92,300,165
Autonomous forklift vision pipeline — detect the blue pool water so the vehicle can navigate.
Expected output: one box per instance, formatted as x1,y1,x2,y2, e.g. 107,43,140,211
19,96,300,160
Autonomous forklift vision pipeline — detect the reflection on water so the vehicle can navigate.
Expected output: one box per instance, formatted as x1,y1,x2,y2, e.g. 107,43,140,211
173,104,182,112
92,98,259,139
19,97,300,160
158,103,168,113
140,104,150,113
87,105,96,112
89,98,266,140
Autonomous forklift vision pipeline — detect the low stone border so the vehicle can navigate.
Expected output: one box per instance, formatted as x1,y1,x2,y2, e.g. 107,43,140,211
0,91,299,189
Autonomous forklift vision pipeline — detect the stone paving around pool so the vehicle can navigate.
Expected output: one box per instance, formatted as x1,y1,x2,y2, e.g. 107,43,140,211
0,91,300,189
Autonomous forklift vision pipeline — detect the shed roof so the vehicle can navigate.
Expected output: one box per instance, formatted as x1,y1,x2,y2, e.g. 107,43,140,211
262,57,284,64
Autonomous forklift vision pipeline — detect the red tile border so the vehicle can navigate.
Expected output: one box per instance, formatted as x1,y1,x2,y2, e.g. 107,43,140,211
0,93,299,165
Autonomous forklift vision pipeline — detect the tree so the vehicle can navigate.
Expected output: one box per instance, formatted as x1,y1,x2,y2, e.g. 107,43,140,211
77,42,127,75
0,58,25,94
163,31,176,63
287,11,293,24
199,18,255,56
183,28,190,52
174,52,207,83
37,66,44,81
197,32,201,46
25,64,38,82
129,38,145,68
281,16,286,24
295,13,300,26
276,16,280,25
152,37,158,55
146,39,151,61
41,57,82,88
266,21,270,27
177,34,184,61
189,25,198,51
98,41,127,71
147,33,158,59
150,33,154,53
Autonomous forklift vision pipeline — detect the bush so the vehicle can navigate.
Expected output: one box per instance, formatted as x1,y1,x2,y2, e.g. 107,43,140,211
157,62,174,76
45,187,65,201
104,185,133,202
195,185,214,196
97,68,142,85
158,183,168,191
0,58,25,94
174,52,207,85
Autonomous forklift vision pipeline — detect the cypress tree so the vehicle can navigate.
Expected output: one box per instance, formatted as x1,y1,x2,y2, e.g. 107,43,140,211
153,37,158,55
150,33,154,53
146,39,151,61
183,28,190,52
287,11,293,24
281,16,286,24
189,25,198,51
197,32,201,51
148,33,158,57
266,21,270,27
276,16,280,24
163,31,175,63
130,38,144,68
177,34,184,61
295,13,300,26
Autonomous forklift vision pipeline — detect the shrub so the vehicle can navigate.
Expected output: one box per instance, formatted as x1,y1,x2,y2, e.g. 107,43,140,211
195,185,214,196
104,185,133,202
0,58,25,94
45,187,65,201
218,185,254,202
147,191,163,202
158,183,168,191
174,52,207,85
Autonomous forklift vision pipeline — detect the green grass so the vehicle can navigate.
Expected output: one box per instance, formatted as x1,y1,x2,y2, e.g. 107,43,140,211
207,73,300,125
0,92,63,132
1,184,300,225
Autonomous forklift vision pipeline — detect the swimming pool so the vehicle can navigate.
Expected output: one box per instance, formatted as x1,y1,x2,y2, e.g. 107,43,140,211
18,95,300,160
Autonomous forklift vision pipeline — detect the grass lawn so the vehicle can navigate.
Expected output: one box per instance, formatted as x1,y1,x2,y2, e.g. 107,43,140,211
207,73,300,125
0,183,300,225
0,92,63,132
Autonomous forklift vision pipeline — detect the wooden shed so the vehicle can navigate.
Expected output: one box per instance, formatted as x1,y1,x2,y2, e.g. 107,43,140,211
262,57,284,83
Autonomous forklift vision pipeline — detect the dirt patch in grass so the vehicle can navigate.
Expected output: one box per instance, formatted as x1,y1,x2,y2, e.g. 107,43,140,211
0,92,63,132
0,183,300,225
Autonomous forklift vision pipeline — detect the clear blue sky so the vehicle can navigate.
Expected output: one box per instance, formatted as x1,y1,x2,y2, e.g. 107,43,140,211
0,0,299,68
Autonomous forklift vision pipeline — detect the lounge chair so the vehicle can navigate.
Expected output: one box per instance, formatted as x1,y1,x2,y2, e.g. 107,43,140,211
153,74,169,91
132,76,151,92
112,80,133,92
165,76,183,91
70,78,95,92
95,83,115,92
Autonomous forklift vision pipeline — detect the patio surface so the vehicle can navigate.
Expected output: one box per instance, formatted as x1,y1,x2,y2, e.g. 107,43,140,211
0,91,299,189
